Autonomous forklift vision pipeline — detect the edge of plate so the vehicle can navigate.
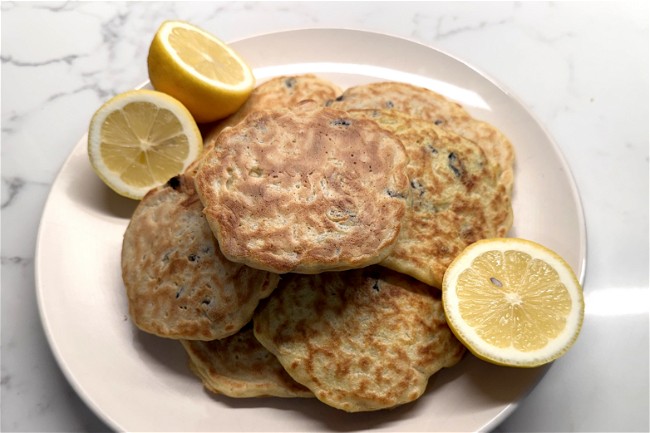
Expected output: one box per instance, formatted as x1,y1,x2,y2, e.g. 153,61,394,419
34,134,125,431
33,27,588,433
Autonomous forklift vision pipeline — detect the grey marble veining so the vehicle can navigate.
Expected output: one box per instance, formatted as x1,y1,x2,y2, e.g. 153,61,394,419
2,2,648,432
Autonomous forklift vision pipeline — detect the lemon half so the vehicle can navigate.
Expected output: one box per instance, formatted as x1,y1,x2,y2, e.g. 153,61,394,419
88,89,202,200
442,238,584,368
147,20,255,123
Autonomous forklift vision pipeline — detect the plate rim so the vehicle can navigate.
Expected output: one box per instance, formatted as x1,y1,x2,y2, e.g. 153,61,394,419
34,27,587,432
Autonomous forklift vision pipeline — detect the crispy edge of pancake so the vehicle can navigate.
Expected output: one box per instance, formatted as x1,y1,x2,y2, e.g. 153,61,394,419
181,326,313,398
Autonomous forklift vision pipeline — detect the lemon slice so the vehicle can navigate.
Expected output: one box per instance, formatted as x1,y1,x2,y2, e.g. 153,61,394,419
442,238,584,368
147,20,255,123
87,89,202,200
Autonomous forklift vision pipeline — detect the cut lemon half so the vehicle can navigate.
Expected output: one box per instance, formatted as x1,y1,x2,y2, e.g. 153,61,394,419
442,238,584,368
147,20,255,123
88,89,202,200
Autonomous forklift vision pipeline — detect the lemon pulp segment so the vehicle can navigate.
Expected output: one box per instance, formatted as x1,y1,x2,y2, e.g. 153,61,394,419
88,89,202,200
99,102,190,188
456,250,572,351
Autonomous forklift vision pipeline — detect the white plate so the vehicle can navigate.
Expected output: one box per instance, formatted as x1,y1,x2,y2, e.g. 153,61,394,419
35,29,586,432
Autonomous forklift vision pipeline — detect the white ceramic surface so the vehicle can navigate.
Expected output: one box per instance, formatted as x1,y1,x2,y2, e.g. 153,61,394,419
2,2,648,432
34,29,585,432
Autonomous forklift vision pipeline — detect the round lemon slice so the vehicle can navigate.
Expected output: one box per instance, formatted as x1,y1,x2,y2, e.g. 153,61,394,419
442,238,584,368
147,20,255,123
87,89,203,200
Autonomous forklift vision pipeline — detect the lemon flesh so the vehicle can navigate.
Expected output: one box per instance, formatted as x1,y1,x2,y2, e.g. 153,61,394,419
169,27,247,85
442,238,584,368
148,20,255,123
88,89,202,200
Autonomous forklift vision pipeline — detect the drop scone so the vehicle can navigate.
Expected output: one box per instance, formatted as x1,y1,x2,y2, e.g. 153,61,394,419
121,173,279,340
181,325,313,398
253,267,466,412
201,74,342,152
347,109,513,288
327,81,515,193
194,103,410,274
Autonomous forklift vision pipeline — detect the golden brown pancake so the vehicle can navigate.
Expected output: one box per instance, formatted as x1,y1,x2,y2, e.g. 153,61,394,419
253,267,466,412
201,74,342,153
181,325,313,398
194,103,410,274
347,109,513,288
327,81,515,193
121,173,279,340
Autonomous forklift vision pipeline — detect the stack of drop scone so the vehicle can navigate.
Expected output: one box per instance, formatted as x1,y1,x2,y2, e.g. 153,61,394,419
121,74,515,412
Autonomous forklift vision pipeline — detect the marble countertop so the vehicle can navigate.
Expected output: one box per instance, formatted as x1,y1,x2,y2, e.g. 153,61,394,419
2,1,648,432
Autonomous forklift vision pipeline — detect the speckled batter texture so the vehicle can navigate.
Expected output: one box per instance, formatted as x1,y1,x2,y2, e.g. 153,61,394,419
253,267,466,412
327,81,515,193
121,173,279,340
194,103,410,274
347,109,513,288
